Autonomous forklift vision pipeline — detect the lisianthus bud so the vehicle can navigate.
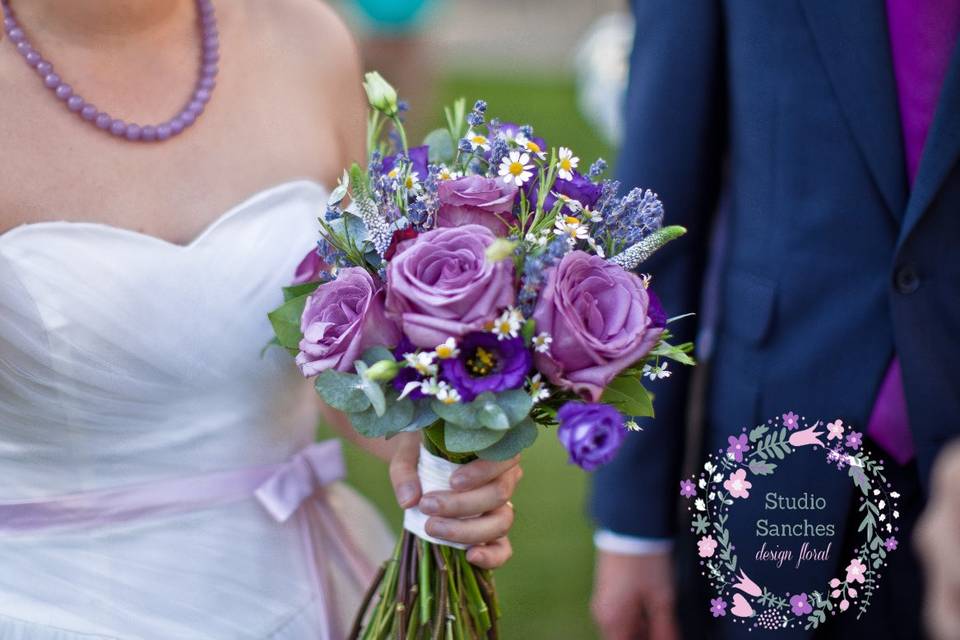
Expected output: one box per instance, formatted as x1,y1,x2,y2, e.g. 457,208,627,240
485,238,517,262
363,72,399,117
365,359,400,382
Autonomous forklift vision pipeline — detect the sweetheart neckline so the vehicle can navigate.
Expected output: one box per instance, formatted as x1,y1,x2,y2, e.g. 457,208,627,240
0,179,328,250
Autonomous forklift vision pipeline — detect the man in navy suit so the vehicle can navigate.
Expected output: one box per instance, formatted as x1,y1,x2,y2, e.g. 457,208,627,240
590,2,960,639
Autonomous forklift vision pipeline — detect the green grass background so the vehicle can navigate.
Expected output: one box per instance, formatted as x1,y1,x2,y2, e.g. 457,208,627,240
319,73,612,640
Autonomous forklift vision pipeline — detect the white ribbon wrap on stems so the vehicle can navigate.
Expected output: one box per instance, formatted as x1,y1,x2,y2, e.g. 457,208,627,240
403,445,468,549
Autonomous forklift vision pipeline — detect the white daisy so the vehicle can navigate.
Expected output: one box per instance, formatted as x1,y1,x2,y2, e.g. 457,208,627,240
464,130,490,151
403,172,421,191
554,215,590,241
404,351,437,376
552,192,583,212
498,151,535,186
584,207,603,223
434,337,459,360
642,362,672,380
529,373,550,403
491,308,522,340
556,147,580,181
435,383,462,405
625,420,642,432
532,332,553,354
525,232,548,247
419,377,443,397
514,133,546,160
586,236,606,258
437,166,462,181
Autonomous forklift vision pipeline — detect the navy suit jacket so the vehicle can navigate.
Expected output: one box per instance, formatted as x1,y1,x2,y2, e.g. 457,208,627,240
592,1,960,637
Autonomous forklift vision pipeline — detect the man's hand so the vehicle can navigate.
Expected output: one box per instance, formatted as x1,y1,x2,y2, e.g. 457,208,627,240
592,550,680,640
389,433,521,570
917,441,960,640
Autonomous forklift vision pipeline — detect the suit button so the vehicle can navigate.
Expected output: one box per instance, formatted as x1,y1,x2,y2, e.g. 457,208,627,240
894,264,920,294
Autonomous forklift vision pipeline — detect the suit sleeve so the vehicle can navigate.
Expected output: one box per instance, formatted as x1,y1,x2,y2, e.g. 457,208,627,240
589,0,726,538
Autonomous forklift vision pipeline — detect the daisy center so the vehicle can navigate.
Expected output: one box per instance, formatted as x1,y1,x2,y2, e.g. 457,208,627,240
509,161,525,176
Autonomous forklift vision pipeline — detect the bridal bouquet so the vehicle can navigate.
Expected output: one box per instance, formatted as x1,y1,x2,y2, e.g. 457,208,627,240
268,73,693,639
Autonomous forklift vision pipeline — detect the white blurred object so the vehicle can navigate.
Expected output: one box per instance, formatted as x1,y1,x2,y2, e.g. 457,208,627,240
574,11,634,147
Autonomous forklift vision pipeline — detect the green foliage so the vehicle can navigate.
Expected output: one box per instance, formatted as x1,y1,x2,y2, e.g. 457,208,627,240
314,370,370,413
444,423,507,453
478,418,539,461
600,375,655,418
282,281,320,302
350,391,415,438
267,294,309,351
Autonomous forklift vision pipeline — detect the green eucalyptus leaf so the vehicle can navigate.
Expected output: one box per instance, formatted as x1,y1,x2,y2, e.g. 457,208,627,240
444,423,506,453
600,375,655,418
314,370,370,413
431,398,480,429
495,389,534,425
477,418,539,461
361,346,396,366
352,361,387,416
477,401,510,431
350,394,415,438
405,401,439,432
267,294,309,350
423,128,455,164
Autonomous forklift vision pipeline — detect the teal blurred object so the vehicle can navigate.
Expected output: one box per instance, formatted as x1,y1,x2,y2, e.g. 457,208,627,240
352,0,434,33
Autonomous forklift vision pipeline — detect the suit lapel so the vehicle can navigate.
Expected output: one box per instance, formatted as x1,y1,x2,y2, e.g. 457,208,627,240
897,38,960,250
800,0,908,222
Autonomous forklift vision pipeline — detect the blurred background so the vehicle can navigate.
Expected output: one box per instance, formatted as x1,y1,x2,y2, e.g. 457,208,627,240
321,1,633,638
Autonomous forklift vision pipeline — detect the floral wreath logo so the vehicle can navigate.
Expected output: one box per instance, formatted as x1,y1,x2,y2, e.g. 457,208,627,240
680,412,902,631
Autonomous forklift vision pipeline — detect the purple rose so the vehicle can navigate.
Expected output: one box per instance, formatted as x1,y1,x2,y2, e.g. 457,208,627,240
533,251,664,401
440,332,532,402
296,267,400,376
437,175,518,235
291,247,327,285
556,402,627,471
385,225,515,348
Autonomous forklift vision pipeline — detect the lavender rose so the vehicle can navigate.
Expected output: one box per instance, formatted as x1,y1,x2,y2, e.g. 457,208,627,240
296,267,400,376
533,251,664,401
557,402,627,471
437,175,518,235
385,224,515,348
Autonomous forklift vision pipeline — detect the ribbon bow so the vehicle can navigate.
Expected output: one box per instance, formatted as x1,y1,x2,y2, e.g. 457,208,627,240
254,440,346,523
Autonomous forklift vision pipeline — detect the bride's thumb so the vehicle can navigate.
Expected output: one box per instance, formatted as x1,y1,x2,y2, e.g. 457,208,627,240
389,434,422,509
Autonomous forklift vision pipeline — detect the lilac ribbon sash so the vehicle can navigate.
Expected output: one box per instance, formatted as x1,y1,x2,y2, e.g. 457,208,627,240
0,439,377,640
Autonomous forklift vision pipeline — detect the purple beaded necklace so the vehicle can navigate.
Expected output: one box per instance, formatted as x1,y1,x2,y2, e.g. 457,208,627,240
1,0,219,142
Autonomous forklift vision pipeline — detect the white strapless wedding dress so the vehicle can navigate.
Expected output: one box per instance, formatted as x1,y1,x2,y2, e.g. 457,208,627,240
0,181,394,640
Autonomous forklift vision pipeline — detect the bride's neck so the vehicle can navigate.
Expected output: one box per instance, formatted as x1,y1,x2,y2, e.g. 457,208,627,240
11,0,196,42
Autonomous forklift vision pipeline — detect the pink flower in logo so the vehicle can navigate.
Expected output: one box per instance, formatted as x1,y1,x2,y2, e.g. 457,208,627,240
732,570,762,597
697,535,718,558
680,479,697,498
782,411,800,430
789,423,826,448
790,593,812,616
845,558,867,584
723,469,752,499
884,536,898,551
827,420,845,441
845,431,863,450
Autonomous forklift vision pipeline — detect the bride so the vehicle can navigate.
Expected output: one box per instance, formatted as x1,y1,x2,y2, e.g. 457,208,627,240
0,1,520,638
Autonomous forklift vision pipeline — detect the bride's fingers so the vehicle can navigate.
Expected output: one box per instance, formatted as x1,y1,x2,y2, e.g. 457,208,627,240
450,455,521,492
425,503,515,546
466,537,513,569
389,434,422,508
419,466,521,518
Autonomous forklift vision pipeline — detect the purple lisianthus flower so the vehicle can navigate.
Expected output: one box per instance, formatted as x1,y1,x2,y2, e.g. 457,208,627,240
647,289,667,329
790,593,812,616
391,336,426,400
524,170,603,216
845,430,863,450
727,433,751,462
440,332,531,402
382,145,430,181
496,122,547,154
680,479,697,498
556,402,627,471
884,536,898,551
709,598,727,618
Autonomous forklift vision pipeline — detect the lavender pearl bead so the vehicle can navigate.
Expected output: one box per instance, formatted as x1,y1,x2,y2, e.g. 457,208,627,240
55,84,72,100
67,95,84,112
7,27,24,43
36,61,52,75
25,51,41,66
15,41,31,55
194,88,211,103
125,124,142,141
180,110,197,126
110,119,127,137
202,63,217,77
95,113,112,129
43,73,61,89
3,17,15,30
141,125,157,142
169,118,185,135
198,76,215,90
81,105,98,121
156,124,172,141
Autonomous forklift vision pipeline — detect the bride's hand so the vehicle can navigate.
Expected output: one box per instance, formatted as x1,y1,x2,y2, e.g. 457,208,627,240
390,433,522,570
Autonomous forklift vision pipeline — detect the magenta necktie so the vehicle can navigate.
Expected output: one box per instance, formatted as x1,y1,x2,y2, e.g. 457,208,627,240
869,0,960,464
